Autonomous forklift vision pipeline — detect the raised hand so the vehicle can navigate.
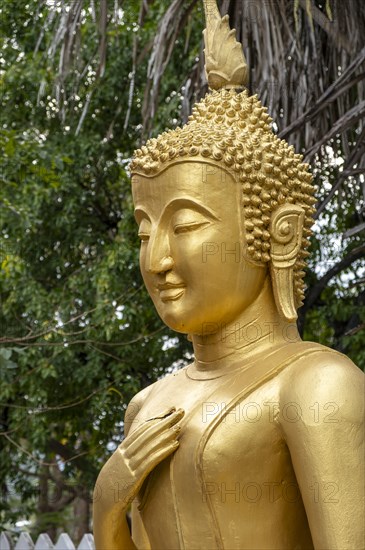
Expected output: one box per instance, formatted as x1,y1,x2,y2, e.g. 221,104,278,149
94,407,185,516
122,407,185,493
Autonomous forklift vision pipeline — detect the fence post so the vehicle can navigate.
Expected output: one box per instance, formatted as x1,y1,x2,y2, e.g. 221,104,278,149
77,535,94,550
34,534,53,550
54,534,75,550
0,532,14,550
14,533,34,550
0,534,94,550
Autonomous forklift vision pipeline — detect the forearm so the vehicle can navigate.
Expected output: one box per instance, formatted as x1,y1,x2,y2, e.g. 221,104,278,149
92,407,183,549
93,458,137,550
93,507,137,550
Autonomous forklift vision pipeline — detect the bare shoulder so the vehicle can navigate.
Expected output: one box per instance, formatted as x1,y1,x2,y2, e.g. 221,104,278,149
123,383,156,437
123,365,188,437
276,344,364,550
279,342,364,425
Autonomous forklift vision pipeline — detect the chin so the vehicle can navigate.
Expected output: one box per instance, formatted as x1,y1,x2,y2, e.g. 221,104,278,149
155,303,197,334
159,309,220,336
158,311,190,334
153,294,228,335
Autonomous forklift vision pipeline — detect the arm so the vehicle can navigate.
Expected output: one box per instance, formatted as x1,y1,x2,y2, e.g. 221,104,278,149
93,389,184,550
93,392,145,550
280,352,364,550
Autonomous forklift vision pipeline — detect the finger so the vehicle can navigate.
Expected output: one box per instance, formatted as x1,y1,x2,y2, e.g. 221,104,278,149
129,425,181,471
146,407,179,421
123,406,177,445
125,409,184,458
124,408,183,456
134,440,180,480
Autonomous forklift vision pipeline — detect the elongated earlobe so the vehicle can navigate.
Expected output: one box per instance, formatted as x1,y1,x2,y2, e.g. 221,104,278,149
269,205,305,322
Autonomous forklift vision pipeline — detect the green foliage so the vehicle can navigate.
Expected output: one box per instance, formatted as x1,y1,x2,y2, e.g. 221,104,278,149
0,0,193,530
301,145,365,367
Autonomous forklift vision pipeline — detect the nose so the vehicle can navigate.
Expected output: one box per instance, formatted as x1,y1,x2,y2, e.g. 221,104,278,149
145,228,174,274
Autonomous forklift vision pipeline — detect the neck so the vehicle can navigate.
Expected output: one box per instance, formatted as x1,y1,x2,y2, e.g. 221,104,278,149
191,277,300,373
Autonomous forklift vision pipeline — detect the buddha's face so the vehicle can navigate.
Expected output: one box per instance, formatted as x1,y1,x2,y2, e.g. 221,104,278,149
132,161,267,335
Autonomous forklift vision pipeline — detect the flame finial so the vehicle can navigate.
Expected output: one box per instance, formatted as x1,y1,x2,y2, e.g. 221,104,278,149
202,0,248,90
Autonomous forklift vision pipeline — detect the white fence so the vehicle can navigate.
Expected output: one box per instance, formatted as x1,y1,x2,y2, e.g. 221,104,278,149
0,532,94,550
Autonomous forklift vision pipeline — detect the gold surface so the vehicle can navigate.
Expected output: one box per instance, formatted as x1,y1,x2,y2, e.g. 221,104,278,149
130,91,316,307
93,1,365,548
202,0,248,89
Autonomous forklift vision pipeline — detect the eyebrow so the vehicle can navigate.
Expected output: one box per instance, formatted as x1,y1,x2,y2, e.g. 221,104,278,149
134,197,220,224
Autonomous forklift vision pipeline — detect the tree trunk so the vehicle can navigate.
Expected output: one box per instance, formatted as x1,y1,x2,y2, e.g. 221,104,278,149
36,465,57,541
72,496,90,544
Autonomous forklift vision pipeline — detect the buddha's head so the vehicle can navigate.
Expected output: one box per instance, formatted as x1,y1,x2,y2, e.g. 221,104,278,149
130,1,316,334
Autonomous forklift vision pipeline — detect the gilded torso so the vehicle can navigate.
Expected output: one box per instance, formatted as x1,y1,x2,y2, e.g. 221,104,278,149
129,342,331,550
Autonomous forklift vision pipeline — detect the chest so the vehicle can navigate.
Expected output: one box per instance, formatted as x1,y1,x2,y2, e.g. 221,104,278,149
133,368,286,480
134,369,303,550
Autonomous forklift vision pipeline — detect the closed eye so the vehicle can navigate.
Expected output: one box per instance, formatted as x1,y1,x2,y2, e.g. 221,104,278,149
138,233,150,242
173,221,211,235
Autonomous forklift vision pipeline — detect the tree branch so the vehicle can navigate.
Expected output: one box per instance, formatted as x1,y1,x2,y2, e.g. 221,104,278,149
314,126,365,219
279,47,365,140
304,244,365,312
303,101,365,161
48,439,93,473
298,0,352,52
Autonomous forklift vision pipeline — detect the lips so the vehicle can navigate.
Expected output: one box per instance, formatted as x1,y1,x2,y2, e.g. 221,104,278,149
157,283,185,302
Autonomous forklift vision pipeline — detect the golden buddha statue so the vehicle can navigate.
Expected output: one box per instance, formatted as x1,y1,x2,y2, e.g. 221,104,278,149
93,1,364,548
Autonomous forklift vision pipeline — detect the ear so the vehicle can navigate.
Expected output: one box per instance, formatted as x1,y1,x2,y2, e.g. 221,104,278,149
269,204,305,322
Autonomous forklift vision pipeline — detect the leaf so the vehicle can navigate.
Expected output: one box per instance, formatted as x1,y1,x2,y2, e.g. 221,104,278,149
0,348,13,361
326,0,333,21
4,137,15,157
